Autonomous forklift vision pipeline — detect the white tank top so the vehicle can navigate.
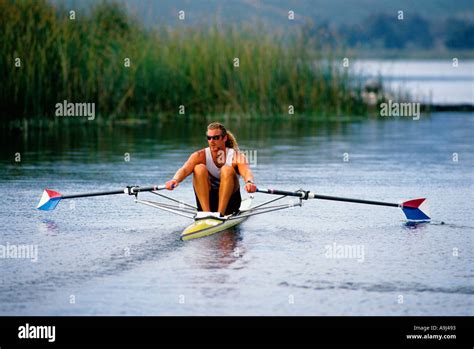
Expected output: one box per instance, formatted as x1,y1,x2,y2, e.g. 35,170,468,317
205,147,234,189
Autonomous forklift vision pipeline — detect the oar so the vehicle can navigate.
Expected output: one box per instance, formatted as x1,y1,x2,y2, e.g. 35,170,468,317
256,188,431,222
37,185,166,211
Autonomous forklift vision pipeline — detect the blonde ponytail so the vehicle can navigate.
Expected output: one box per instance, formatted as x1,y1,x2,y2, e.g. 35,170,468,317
225,131,239,150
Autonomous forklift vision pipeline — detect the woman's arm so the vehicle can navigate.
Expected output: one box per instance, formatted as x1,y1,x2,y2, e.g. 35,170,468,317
235,152,256,193
165,150,204,190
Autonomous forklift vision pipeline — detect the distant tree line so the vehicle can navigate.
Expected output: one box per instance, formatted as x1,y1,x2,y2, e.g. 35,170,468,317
305,13,474,50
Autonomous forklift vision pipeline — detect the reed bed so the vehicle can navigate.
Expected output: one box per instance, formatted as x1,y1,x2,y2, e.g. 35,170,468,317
0,0,370,121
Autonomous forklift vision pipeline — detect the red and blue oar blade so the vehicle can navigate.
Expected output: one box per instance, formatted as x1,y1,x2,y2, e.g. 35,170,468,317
401,198,431,223
37,189,63,211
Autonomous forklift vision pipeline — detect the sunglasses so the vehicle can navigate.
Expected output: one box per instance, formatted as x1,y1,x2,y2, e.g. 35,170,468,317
206,134,223,141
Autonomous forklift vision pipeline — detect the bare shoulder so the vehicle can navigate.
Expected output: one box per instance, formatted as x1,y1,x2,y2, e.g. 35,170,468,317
191,149,206,164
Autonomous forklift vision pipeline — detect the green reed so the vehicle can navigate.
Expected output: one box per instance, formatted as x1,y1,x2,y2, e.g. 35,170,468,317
0,0,369,121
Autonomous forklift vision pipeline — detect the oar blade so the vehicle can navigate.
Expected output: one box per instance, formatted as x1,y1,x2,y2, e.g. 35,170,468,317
401,198,430,222
37,189,62,211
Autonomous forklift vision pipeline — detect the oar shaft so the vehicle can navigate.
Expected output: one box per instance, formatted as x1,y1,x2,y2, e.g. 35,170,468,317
310,194,399,208
61,185,164,199
257,188,399,207
37,185,166,211
256,188,305,198
62,190,125,199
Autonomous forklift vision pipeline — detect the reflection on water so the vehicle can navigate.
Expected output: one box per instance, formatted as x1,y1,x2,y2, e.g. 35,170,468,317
38,219,59,235
181,228,247,300
403,221,430,230
192,227,245,270
0,117,361,165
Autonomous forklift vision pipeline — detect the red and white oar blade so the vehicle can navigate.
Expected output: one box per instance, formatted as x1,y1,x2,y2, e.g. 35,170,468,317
401,198,430,222
37,189,62,211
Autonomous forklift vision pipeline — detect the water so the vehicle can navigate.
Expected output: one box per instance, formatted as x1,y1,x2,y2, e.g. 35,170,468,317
353,60,474,105
1,112,473,315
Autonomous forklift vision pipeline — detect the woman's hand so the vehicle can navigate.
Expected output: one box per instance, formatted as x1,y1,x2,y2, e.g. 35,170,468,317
165,179,179,190
245,181,256,193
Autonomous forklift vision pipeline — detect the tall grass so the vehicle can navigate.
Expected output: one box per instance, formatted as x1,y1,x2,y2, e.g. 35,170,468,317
0,0,369,121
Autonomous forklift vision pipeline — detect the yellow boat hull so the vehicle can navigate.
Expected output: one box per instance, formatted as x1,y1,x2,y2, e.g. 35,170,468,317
180,197,253,241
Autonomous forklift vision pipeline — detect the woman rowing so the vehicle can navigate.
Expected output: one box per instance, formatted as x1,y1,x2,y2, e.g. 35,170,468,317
165,122,257,217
